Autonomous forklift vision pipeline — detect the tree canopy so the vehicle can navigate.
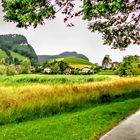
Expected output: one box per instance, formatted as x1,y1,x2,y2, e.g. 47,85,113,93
102,54,112,69
1,0,140,49
117,55,139,76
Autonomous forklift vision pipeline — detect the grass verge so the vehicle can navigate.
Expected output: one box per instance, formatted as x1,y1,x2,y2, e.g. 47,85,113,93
0,98,140,140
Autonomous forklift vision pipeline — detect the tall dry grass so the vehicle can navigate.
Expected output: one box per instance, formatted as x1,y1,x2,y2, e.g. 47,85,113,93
0,77,140,125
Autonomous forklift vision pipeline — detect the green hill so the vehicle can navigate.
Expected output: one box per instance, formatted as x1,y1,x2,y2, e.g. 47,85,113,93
38,51,89,64
56,57,94,69
0,48,29,63
0,34,38,64
0,49,7,59
0,49,27,60
10,51,28,61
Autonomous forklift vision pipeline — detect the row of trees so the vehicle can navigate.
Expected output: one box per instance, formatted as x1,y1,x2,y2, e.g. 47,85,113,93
42,60,69,74
101,54,140,76
117,55,140,76
0,54,140,76
0,58,31,75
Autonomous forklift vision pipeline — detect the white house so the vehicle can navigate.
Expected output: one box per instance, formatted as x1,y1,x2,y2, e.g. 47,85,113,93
44,67,52,74
82,67,93,74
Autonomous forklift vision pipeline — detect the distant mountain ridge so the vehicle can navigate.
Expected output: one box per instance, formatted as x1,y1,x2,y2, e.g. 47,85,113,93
38,51,89,64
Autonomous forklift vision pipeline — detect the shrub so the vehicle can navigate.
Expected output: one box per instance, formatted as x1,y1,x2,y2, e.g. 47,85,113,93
71,68,81,75
117,55,139,76
20,58,31,74
0,65,6,75
6,64,17,75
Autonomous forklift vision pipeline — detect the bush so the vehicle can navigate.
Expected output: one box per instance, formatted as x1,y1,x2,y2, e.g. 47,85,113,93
20,58,31,74
6,64,17,75
71,68,81,75
117,55,139,76
0,65,6,75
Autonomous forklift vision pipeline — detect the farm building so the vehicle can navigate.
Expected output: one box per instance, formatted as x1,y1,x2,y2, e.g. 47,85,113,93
63,66,72,75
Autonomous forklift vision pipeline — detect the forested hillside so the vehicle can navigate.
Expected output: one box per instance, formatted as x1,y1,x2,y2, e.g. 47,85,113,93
0,34,38,65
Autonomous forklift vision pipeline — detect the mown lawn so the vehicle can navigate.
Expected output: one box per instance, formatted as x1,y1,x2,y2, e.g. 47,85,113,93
0,98,140,140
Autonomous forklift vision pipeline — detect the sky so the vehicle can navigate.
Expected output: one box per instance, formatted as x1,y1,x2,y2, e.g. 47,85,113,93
0,2,140,64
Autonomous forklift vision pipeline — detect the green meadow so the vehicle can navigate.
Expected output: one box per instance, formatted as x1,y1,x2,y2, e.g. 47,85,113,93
0,75,140,139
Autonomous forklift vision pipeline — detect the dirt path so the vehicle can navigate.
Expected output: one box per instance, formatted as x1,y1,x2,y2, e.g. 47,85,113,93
100,110,140,140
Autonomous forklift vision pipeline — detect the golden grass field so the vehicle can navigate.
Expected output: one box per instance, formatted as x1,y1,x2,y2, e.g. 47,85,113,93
0,77,140,110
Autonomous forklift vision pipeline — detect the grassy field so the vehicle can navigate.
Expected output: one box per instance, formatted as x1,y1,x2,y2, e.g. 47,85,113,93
0,75,140,139
57,57,93,65
0,98,140,140
98,70,115,75
10,51,27,61
0,49,28,61
0,49,7,59
0,74,111,86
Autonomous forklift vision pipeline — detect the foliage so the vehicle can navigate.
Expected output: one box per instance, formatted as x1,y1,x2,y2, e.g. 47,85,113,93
0,48,27,66
111,62,120,70
0,64,6,75
43,60,69,74
92,63,101,73
0,49,7,59
13,58,21,65
84,0,140,49
43,58,95,74
71,68,81,75
0,64,17,76
51,62,61,74
20,58,31,74
102,55,112,69
11,51,27,61
117,55,140,76
0,34,38,65
59,60,69,72
6,64,17,75
2,0,140,49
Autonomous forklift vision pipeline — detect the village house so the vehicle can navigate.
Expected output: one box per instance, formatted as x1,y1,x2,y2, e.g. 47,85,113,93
44,67,52,74
82,67,93,74
63,66,72,75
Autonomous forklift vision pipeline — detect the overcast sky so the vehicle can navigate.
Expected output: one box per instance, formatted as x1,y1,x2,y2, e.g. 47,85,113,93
0,2,140,64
